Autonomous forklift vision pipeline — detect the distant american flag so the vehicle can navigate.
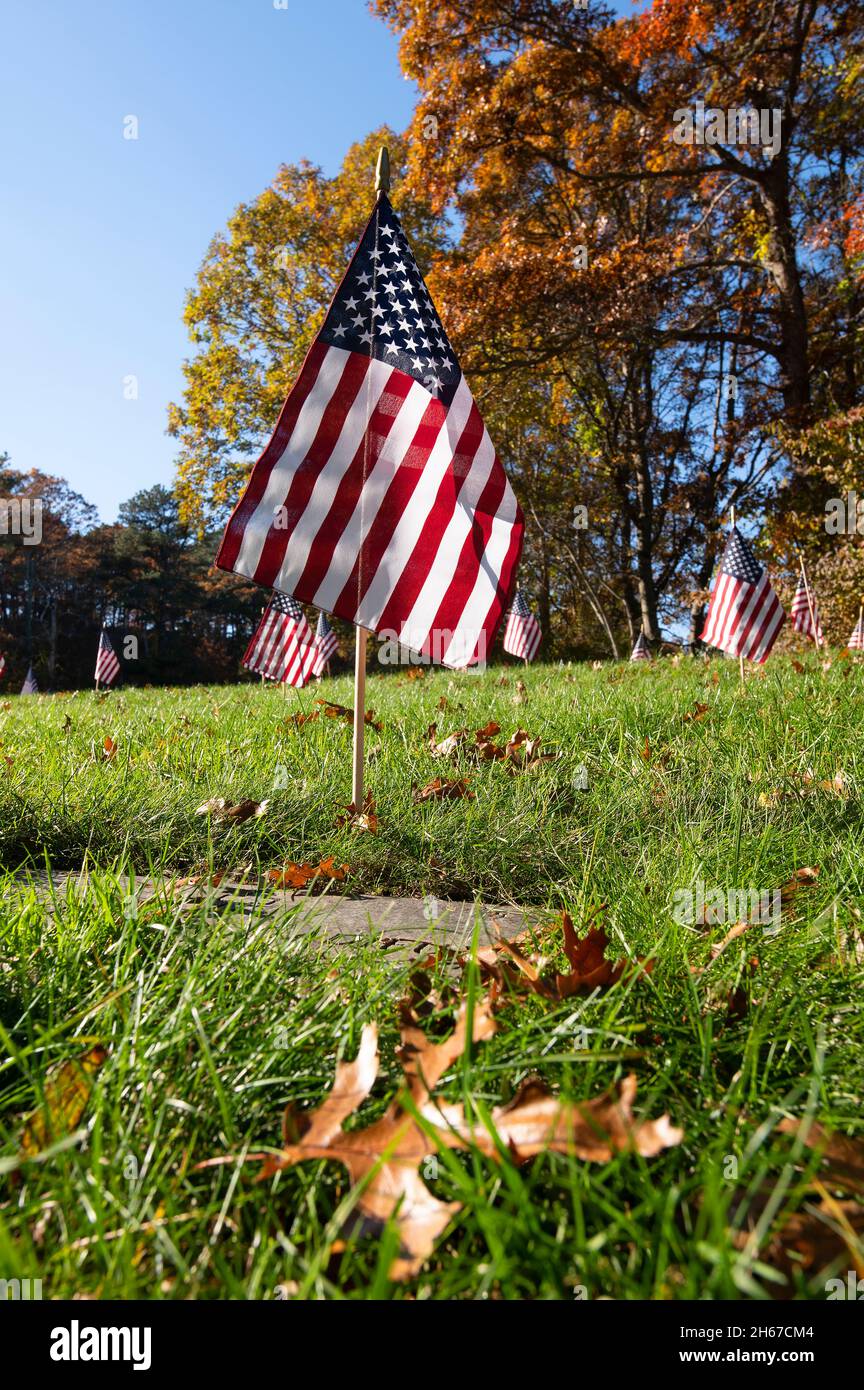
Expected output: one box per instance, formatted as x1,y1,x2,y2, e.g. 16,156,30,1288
701,527,784,663
790,575,823,643
503,588,541,660
243,592,318,686
312,612,339,677
0,653,5,680
630,631,651,661
849,613,864,651
216,192,523,669
21,667,38,695
95,629,121,687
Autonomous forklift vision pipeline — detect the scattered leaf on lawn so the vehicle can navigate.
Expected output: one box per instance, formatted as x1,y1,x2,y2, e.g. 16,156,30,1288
335,792,379,833
777,1117,864,1194
195,797,269,823
256,1005,681,1280
316,699,382,732
20,1045,108,1159
779,865,820,906
682,702,709,724
413,777,474,803
268,857,349,889
283,711,319,728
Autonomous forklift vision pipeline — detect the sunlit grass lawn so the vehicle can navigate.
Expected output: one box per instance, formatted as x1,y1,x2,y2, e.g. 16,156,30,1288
1,655,862,1298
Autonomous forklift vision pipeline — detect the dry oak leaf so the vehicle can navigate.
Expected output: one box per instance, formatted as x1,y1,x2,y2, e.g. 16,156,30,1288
335,792,378,833
779,865,820,906
268,857,349,890
195,797,269,823
777,1117,864,1194
316,699,382,732
413,777,474,803
556,911,653,998
259,1004,681,1281
102,736,118,761
682,701,709,724
20,1045,108,1160
426,723,468,758
283,711,319,728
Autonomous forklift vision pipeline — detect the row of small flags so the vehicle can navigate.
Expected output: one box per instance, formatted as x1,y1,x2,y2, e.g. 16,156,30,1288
242,595,337,686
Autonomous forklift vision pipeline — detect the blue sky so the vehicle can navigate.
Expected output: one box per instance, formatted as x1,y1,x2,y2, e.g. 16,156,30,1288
0,0,418,521
2,0,639,524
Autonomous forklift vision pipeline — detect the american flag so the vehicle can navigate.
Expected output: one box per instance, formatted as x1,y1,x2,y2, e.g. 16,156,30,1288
21,666,38,695
243,591,318,686
849,613,864,650
630,631,651,661
701,526,784,663
790,574,823,643
503,588,541,660
95,629,121,687
216,192,523,669
312,611,339,677
0,653,5,680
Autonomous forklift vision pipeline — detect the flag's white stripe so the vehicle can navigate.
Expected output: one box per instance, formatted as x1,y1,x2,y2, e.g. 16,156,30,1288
398,421,497,654
702,573,730,648
312,380,432,613
233,348,351,581
353,377,476,631
441,483,520,667
272,355,397,597
729,574,772,655
742,592,782,662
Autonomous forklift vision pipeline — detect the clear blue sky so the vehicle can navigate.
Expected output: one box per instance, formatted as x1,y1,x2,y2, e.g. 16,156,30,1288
0,0,418,522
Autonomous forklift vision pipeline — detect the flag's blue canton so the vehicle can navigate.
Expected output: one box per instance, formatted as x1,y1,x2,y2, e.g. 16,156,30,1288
319,195,461,407
271,591,305,620
511,589,531,618
720,528,763,583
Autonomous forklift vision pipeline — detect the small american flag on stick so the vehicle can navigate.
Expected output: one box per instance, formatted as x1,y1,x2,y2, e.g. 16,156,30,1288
630,631,651,661
503,588,541,661
701,526,784,663
215,189,523,669
849,609,864,651
0,653,5,680
312,612,339,677
95,629,120,687
790,573,823,644
21,667,38,695
243,592,318,686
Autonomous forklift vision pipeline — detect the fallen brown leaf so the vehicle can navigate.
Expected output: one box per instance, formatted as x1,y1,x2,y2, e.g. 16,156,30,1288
413,777,474,803
195,797,269,823
335,792,379,833
268,857,350,890
255,1006,681,1280
20,1045,108,1160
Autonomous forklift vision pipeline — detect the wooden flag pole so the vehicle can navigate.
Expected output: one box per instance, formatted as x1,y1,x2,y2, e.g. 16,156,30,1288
351,146,390,809
796,548,822,650
729,505,745,684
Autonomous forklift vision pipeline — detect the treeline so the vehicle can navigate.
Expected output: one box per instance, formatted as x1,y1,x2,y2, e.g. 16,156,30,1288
0,459,266,690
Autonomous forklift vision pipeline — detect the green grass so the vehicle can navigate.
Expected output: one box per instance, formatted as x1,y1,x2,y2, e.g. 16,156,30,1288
1,656,863,1298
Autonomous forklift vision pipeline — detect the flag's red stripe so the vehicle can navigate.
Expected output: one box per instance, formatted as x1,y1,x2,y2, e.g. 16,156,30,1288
375,402,486,640
420,440,513,661
293,368,415,602
251,352,372,588
330,390,448,620
217,340,331,575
